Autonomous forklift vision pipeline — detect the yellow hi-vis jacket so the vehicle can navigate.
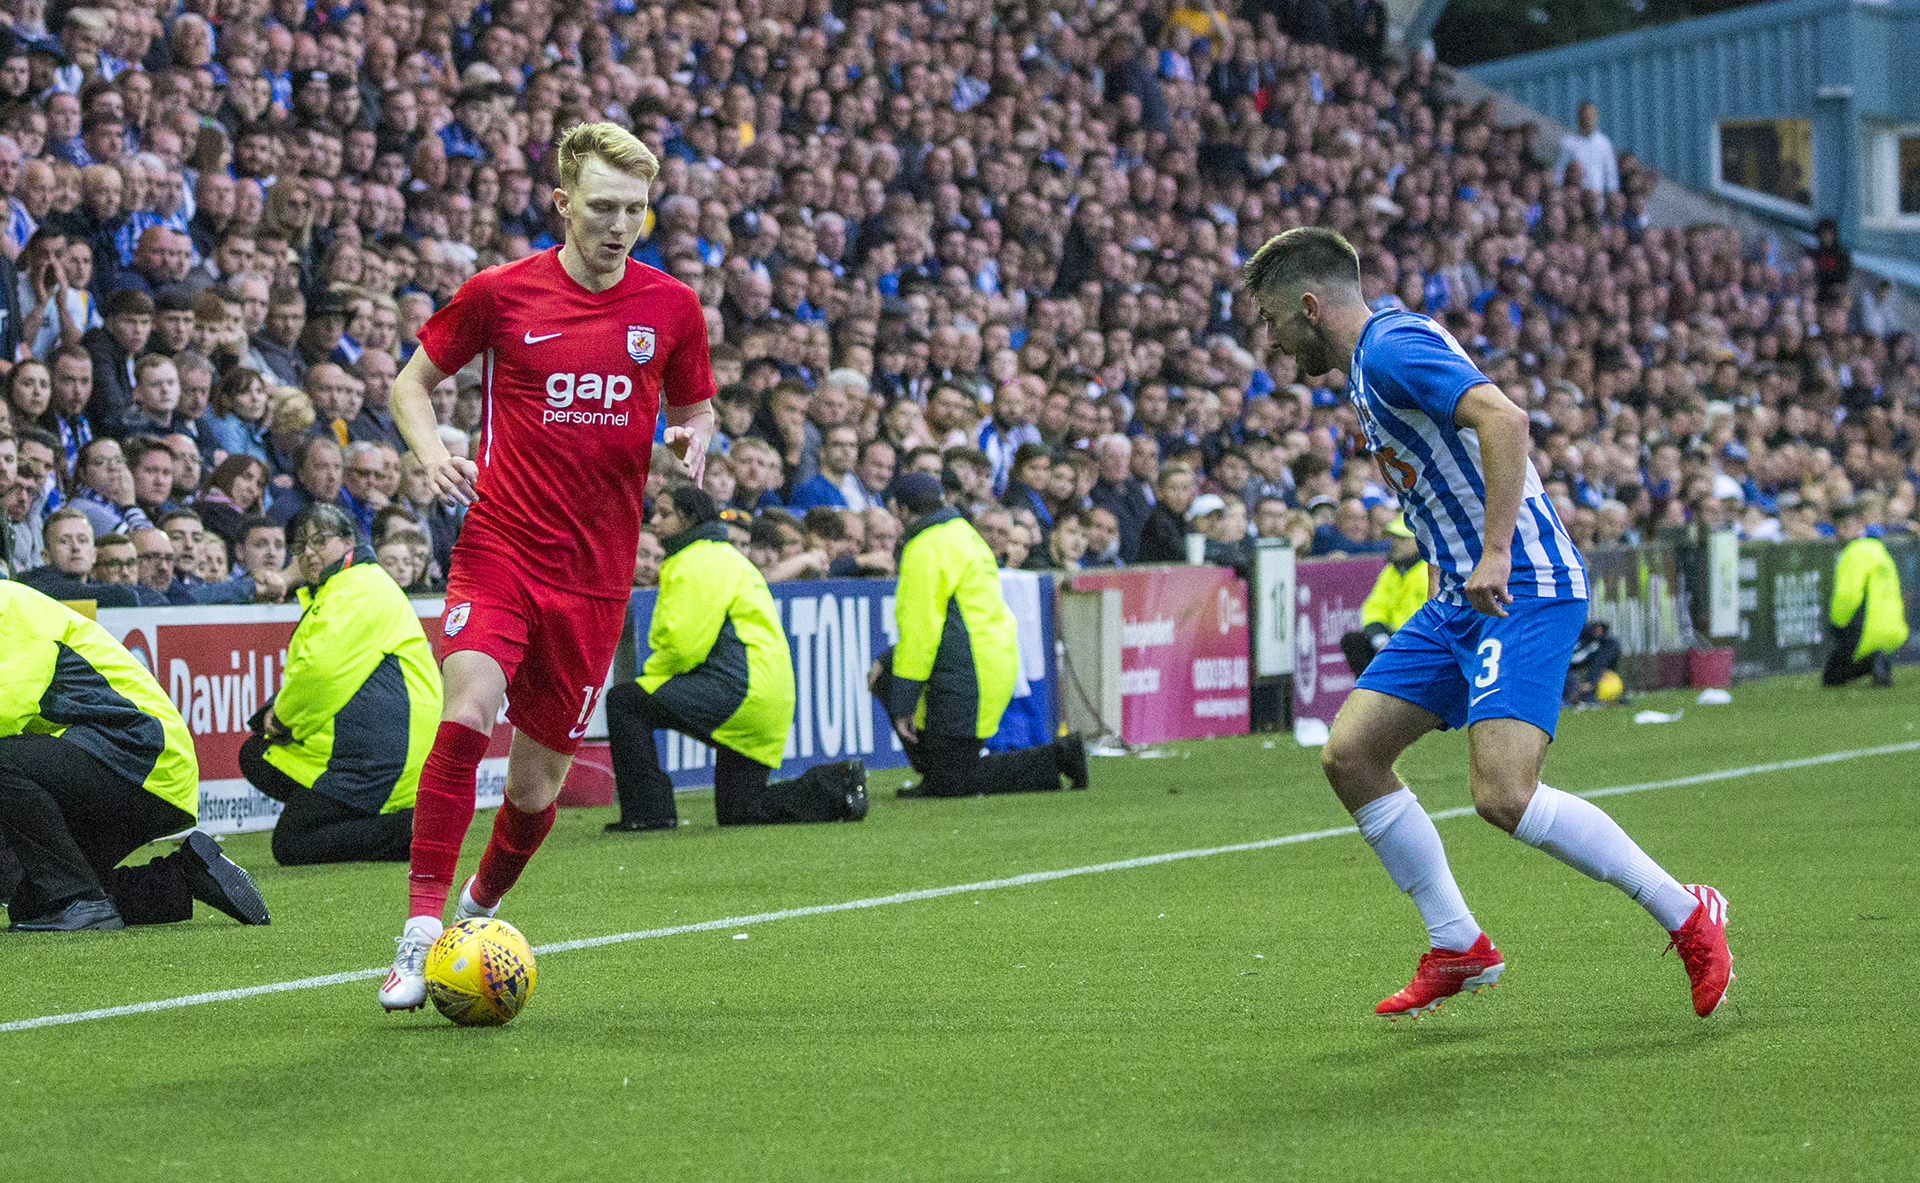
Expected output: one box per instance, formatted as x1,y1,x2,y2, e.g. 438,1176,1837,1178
1360,558,1430,633
0,581,198,814
887,509,1018,739
639,522,796,769
1832,536,1909,660
265,545,442,813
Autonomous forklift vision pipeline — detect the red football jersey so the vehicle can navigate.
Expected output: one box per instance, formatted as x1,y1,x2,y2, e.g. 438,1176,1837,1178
415,248,715,599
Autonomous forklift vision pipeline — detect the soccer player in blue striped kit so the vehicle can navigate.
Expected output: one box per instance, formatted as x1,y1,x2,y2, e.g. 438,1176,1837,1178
1243,228,1733,1019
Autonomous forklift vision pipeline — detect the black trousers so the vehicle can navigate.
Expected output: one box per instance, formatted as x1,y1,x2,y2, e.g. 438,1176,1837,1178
870,656,1066,798
604,681,844,826
239,735,414,866
0,732,197,925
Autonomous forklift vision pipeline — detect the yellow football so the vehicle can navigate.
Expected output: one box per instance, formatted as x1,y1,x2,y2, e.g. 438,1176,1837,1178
424,918,537,1027
1596,669,1624,703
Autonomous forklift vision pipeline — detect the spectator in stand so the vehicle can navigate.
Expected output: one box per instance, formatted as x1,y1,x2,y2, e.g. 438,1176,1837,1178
1312,497,1391,557
80,288,150,439
89,531,170,604
1811,218,1852,303
120,356,183,438
124,435,182,522
1084,506,1126,568
68,437,148,537
250,284,306,387
268,435,346,527
204,366,273,467
787,423,866,511
16,507,137,606
196,454,271,548
1089,434,1151,562
632,528,664,589
1137,462,1199,563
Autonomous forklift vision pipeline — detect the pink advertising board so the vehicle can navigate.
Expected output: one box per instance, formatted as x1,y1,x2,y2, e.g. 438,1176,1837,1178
1070,566,1250,745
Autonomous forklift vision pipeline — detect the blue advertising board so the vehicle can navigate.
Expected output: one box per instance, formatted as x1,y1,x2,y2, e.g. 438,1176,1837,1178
628,573,1056,788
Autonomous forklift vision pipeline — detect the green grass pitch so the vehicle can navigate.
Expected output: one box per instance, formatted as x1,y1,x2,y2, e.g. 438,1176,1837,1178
3,670,1917,1181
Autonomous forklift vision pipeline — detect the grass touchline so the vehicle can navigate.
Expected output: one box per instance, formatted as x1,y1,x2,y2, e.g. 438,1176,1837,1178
5,737,1917,1036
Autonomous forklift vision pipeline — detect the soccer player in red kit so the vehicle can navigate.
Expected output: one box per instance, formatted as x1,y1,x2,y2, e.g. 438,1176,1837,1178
377,122,715,1011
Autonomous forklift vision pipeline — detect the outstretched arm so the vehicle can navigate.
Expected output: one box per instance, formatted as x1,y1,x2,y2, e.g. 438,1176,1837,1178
1454,382,1530,618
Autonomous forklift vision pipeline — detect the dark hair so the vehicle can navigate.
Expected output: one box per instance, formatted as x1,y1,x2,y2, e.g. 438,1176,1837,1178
103,288,156,318
122,435,174,469
207,453,270,503
236,513,281,543
664,482,719,527
289,501,355,545
1241,226,1362,299
1011,441,1053,474
802,506,847,540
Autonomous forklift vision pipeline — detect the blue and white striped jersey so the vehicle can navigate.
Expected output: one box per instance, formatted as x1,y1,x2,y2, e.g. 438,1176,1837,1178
1347,310,1587,603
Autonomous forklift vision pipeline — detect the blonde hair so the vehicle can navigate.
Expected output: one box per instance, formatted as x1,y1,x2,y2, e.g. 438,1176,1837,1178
555,121,659,190
270,387,315,434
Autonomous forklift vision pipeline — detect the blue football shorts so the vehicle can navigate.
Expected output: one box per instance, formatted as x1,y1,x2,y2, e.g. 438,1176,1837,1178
1355,596,1588,738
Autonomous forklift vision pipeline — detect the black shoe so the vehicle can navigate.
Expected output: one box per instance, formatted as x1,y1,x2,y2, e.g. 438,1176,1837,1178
177,831,270,925
1873,652,1895,687
9,896,125,931
1057,732,1090,790
895,780,931,799
604,818,677,833
838,760,869,820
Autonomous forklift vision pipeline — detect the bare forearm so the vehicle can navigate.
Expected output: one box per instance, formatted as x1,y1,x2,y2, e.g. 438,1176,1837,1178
1476,412,1528,556
392,374,449,466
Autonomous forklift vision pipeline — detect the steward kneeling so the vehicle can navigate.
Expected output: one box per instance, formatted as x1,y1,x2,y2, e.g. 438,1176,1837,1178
0,582,268,931
870,473,1088,799
606,485,867,831
241,506,443,865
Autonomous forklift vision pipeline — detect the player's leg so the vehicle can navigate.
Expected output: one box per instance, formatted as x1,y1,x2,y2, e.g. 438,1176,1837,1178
408,649,508,918
1467,600,1731,1015
1472,715,1697,927
465,590,628,914
383,649,509,1011
1324,688,1484,954
462,728,573,914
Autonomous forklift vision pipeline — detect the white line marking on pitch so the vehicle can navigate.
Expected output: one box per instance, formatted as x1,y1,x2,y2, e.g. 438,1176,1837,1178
6,739,1916,1034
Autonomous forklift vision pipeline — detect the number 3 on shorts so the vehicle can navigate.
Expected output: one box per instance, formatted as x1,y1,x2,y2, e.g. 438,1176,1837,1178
1474,638,1502,688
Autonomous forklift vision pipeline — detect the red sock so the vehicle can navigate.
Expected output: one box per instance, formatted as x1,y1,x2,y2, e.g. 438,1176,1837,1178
472,798,557,909
406,721,492,922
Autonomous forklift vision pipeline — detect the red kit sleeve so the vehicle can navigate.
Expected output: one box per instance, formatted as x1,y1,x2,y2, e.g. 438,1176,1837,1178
414,269,499,377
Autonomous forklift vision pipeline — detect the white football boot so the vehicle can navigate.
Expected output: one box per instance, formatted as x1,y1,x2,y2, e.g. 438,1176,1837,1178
451,875,499,924
378,917,443,1012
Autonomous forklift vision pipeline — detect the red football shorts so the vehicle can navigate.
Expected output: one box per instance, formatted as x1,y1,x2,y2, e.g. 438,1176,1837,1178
438,553,628,755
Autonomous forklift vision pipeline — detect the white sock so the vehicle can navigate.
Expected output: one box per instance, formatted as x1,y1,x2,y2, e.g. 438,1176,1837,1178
404,915,443,941
1353,788,1484,952
1513,784,1697,931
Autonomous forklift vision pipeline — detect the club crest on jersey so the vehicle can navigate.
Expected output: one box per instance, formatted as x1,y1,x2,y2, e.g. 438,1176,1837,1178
444,602,472,636
626,325,656,365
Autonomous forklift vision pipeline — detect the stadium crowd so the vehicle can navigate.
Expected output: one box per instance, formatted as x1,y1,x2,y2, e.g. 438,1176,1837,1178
0,0,1913,608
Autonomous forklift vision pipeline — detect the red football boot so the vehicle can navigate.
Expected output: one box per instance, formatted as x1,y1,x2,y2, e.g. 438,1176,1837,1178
1665,885,1733,1017
1375,932,1505,1020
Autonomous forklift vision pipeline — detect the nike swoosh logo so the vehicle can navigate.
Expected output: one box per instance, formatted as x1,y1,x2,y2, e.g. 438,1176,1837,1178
524,331,561,344
1470,689,1498,706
